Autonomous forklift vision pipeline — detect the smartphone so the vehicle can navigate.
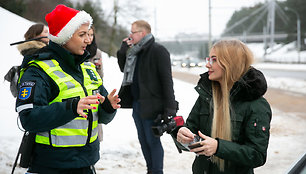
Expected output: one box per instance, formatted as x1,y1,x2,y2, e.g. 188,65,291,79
188,142,202,149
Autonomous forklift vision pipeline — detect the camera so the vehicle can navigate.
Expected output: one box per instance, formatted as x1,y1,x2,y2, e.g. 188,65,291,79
151,114,184,137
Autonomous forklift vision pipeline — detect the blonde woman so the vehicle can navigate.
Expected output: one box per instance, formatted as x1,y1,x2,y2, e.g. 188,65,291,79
176,39,271,174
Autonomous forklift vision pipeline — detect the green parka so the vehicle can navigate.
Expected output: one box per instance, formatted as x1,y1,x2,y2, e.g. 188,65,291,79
185,67,271,174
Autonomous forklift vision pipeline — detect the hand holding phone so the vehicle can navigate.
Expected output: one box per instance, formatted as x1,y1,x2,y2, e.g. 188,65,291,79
188,142,202,149
188,135,204,154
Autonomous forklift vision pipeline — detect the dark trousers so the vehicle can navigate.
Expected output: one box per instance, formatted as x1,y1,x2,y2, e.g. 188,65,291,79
132,101,164,174
27,165,96,174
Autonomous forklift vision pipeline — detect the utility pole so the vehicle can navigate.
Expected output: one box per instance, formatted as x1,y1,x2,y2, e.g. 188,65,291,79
266,0,275,52
154,1,157,38
208,0,212,51
285,7,301,63
109,0,118,56
263,25,267,58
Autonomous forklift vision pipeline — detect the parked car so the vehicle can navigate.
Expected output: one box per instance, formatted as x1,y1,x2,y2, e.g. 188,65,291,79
181,59,191,68
171,60,179,66
181,58,205,68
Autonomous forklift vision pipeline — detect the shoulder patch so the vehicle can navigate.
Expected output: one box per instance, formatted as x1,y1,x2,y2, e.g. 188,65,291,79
18,81,35,100
86,69,98,82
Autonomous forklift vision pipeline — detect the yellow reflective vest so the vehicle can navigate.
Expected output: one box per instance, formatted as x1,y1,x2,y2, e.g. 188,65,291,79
21,59,102,147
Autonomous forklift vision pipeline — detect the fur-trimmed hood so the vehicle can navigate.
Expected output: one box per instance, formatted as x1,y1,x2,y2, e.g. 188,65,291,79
198,67,267,102
17,40,47,56
230,67,267,101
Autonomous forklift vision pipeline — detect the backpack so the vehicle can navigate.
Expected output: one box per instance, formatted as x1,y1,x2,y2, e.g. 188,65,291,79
4,66,21,98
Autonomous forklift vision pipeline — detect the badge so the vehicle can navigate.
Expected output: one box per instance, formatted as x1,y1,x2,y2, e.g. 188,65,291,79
19,87,32,100
18,81,35,100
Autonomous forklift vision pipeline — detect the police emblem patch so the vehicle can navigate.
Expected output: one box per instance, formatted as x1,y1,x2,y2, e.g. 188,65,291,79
19,87,32,100
18,81,35,100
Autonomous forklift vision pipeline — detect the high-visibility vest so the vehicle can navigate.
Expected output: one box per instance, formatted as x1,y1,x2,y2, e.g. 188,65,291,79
20,59,102,147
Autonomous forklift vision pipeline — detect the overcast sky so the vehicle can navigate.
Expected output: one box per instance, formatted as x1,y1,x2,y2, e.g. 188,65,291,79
100,0,274,39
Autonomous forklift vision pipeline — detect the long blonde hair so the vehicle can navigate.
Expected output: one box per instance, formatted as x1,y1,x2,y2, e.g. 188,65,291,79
210,39,253,171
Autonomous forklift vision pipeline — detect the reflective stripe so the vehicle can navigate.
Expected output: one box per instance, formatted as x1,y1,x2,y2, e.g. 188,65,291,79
51,134,88,146
16,103,33,113
36,121,99,147
65,81,75,89
53,70,66,78
50,129,98,147
92,124,98,136
58,119,89,129
92,111,98,120
43,59,56,67
38,131,49,137
83,62,91,66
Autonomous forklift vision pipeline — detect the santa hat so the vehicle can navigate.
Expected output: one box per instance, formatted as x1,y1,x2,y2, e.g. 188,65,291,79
45,4,92,45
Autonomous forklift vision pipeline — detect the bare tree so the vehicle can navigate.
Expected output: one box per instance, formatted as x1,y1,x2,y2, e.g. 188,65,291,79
105,0,148,56
108,0,119,55
23,0,72,24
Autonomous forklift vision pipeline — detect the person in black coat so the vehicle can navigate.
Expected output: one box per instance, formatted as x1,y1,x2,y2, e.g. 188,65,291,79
116,20,177,174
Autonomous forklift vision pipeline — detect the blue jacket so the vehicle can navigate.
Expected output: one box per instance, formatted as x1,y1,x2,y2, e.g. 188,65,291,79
16,41,116,168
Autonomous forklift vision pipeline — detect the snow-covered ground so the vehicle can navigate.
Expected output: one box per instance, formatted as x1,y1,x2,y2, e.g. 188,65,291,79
1,7,306,174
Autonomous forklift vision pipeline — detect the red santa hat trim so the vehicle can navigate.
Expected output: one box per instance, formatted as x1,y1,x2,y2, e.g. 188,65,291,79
45,4,92,45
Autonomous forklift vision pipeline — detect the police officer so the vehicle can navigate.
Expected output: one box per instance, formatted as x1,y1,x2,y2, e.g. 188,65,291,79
16,5,120,174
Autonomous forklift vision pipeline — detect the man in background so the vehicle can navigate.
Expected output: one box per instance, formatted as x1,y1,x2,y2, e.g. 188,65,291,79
116,20,177,174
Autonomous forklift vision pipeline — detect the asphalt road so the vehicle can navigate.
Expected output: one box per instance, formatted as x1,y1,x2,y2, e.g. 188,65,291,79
259,68,306,81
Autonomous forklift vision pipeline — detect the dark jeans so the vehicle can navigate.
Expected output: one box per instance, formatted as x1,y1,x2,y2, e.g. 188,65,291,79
132,101,164,174
27,165,96,174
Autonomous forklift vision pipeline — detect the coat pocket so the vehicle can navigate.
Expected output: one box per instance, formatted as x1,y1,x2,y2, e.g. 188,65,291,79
231,114,244,141
198,108,211,134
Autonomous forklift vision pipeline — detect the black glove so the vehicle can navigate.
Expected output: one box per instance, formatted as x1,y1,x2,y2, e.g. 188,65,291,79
164,101,179,116
164,108,177,117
